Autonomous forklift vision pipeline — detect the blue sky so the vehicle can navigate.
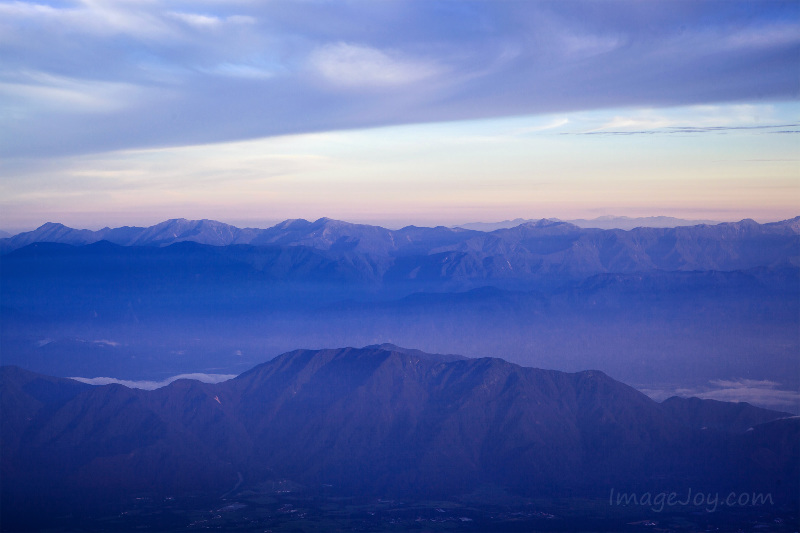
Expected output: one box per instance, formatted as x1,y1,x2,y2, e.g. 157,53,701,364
1,0,798,230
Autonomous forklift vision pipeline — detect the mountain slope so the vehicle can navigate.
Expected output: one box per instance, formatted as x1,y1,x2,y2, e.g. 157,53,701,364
2,346,795,516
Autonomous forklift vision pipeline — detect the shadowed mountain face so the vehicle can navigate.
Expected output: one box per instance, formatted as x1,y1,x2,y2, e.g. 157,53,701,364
2,345,797,526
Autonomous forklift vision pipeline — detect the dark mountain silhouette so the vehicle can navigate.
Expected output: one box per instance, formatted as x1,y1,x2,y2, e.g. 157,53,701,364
660,396,796,433
2,346,797,533
2,346,796,524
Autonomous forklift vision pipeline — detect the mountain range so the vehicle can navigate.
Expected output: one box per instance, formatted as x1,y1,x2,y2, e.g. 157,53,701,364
1,215,727,246
2,345,797,531
2,216,798,256
2,217,798,282
456,215,722,231
1,216,798,412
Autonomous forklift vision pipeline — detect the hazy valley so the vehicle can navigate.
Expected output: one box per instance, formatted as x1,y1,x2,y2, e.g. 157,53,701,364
2,216,798,411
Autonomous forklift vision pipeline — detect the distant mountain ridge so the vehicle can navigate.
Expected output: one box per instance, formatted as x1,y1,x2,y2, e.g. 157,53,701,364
456,215,723,231
2,217,798,413
4,216,798,253
2,344,796,525
2,217,798,280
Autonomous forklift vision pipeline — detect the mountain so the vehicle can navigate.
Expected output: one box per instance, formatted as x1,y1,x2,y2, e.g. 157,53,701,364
0,219,259,252
426,218,800,279
455,218,552,231
2,345,796,530
2,222,798,400
659,396,795,433
3,217,798,267
3,218,797,299
458,215,722,231
1,216,797,412
0,217,477,255
565,215,722,230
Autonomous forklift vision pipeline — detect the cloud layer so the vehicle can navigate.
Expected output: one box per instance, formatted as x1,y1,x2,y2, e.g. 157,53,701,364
641,378,800,414
71,373,237,390
2,0,798,158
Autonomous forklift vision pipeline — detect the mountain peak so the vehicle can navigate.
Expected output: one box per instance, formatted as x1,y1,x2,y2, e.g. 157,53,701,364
37,222,66,230
4,347,795,513
363,343,468,362
274,218,312,230
520,218,569,228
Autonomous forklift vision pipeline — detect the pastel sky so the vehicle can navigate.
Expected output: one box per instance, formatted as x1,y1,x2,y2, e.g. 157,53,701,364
1,0,798,230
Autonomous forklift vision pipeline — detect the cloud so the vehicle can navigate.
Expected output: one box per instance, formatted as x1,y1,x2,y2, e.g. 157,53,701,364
309,42,442,89
708,378,782,389
723,22,800,50
168,11,257,29
0,0,174,40
640,378,800,413
169,12,223,28
92,339,120,347
559,32,622,59
507,118,570,136
695,379,800,410
201,63,274,79
71,373,238,390
577,124,800,136
0,71,152,113
1,1,798,158
571,104,799,136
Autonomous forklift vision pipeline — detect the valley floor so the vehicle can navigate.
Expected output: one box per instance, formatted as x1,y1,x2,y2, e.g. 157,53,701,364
7,487,798,533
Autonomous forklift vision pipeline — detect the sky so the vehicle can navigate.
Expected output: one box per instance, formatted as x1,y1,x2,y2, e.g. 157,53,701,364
1,0,798,231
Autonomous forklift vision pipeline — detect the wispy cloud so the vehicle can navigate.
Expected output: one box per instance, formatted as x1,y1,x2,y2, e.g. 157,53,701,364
168,11,257,29
576,124,800,136
571,104,799,136
507,118,570,136
723,22,800,50
1,1,797,158
91,339,120,347
0,71,153,113
200,63,274,79
309,42,442,89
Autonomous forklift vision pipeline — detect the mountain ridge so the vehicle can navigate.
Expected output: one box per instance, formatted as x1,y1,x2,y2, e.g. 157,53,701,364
4,217,796,283
3,216,798,254
2,345,796,517
457,215,726,231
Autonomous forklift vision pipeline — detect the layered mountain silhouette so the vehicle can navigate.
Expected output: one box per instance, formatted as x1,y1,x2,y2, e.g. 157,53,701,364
2,218,798,408
3,217,798,273
0,215,729,248
3,345,797,526
2,217,798,285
